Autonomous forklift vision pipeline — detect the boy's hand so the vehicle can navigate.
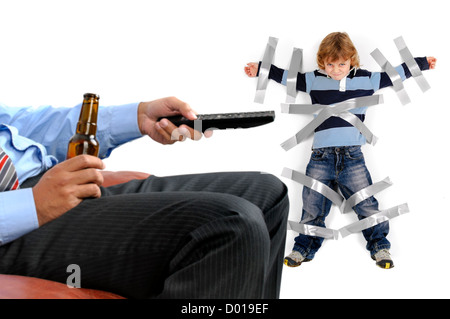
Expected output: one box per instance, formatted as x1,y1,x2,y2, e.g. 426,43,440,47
427,57,437,69
244,62,259,77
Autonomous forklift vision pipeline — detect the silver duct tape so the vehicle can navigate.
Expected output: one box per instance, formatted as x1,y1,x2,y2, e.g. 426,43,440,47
281,94,382,116
287,203,409,240
338,94,384,109
340,177,393,214
371,48,411,105
281,167,344,207
286,47,303,103
281,95,384,115
337,112,378,145
280,135,301,152
281,103,326,114
287,221,339,240
255,36,278,104
394,36,431,93
339,203,410,238
280,95,383,151
280,107,334,150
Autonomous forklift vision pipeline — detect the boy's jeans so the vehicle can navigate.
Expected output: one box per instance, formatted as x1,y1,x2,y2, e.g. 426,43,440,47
293,146,391,259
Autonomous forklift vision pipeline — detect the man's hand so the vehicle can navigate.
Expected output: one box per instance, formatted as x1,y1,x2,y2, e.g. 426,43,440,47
32,155,105,226
137,96,212,145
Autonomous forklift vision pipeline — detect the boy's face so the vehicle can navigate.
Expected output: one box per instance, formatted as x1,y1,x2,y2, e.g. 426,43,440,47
324,58,351,81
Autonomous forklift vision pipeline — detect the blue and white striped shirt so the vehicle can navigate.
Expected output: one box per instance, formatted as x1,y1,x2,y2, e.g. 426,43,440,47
264,57,429,148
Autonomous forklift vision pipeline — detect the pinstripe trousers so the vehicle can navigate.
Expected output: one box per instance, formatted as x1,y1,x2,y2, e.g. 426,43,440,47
0,171,289,299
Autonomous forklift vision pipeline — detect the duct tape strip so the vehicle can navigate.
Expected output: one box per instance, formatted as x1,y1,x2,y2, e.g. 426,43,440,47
281,103,326,114
287,203,409,240
280,95,383,151
371,48,411,105
339,203,410,238
281,167,344,207
254,36,278,104
340,177,393,214
394,36,431,93
287,221,339,240
286,47,303,103
281,95,383,115
337,112,378,145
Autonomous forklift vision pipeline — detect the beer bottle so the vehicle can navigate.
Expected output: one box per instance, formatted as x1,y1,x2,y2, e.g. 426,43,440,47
66,93,100,159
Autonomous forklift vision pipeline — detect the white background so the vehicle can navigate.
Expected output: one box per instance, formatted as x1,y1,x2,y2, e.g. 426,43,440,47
1,0,448,299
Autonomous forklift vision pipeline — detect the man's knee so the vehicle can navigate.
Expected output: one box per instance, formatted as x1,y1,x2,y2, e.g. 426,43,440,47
240,171,288,201
244,172,287,194
193,193,271,248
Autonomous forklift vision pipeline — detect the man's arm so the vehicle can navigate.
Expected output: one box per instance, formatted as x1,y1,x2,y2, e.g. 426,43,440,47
0,102,143,162
1,98,208,162
0,189,38,245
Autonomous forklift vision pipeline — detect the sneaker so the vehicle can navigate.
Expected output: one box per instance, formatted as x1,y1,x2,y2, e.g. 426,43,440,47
372,249,394,269
284,251,305,267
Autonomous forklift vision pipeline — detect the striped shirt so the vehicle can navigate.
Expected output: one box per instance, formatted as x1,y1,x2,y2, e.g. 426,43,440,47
262,57,429,148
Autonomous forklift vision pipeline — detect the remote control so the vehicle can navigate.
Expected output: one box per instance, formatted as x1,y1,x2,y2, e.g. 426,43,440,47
158,111,275,132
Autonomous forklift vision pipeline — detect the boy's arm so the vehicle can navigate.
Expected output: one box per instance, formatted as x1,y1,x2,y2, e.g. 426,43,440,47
378,56,432,89
245,62,308,92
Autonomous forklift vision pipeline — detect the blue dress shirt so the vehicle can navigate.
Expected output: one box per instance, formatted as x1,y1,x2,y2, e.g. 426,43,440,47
0,102,142,245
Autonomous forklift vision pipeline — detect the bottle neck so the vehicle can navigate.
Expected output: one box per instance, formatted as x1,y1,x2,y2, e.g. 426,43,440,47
76,122,97,135
76,98,99,135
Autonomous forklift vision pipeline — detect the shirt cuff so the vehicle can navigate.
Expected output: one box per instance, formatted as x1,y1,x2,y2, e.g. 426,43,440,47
109,102,143,143
97,102,143,159
0,188,39,246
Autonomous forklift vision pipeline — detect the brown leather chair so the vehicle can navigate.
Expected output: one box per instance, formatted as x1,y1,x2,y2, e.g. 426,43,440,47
0,170,150,299
0,274,125,299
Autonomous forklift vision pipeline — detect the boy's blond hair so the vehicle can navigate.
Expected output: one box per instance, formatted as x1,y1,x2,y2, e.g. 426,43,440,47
317,32,360,70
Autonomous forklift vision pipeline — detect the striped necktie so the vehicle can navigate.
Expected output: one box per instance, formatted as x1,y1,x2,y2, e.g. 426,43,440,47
0,146,19,191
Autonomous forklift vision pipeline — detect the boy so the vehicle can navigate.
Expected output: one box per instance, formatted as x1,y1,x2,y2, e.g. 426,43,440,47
245,32,436,269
